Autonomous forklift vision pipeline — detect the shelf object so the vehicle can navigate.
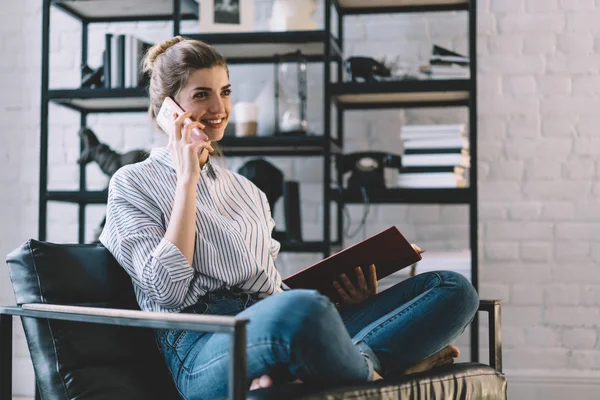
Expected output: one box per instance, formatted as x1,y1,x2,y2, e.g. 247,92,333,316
183,31,342,64
337,0,469,14
331,80,470,109
219,135,341,157
49,88,148,113
51,0,199,22
334,188,471,204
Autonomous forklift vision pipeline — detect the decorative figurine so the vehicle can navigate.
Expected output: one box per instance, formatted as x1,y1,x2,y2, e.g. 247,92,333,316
78,127,149,242
80,64,104,88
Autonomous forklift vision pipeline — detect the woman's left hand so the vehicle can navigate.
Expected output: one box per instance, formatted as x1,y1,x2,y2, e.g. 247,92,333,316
333,264,378,306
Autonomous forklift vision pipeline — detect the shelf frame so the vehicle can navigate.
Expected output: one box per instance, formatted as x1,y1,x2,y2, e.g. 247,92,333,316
46,190,108,205
48,88,149,113
50,0,199,23
334,188,472,205
334,0,470,15
182,31,343,65
331,79,471,110
218,136,341,157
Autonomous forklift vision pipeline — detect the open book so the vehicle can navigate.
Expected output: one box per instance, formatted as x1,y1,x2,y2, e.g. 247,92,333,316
283,226,422,301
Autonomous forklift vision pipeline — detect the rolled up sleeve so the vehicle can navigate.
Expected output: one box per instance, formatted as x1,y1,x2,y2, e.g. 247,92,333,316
99,176,194,309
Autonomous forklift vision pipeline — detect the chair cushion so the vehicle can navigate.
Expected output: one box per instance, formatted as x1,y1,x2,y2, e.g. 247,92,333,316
247,362,506,400
6,239,179,400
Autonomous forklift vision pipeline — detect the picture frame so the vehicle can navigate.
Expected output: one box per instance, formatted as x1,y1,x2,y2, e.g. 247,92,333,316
198,0,255,33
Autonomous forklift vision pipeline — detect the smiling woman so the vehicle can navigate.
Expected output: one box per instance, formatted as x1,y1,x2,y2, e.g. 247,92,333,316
143,35,230,160
98,36,479,400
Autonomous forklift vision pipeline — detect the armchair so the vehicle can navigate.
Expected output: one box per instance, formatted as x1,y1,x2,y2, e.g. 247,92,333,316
1,239,506,399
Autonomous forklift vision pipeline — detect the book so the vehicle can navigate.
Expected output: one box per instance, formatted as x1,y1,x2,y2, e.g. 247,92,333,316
282,226,422,301
402,153,471,168
397,172,469,188
103,33,112,88
115,34,126,88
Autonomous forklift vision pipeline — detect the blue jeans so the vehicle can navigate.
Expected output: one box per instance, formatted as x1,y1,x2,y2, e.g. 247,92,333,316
155,271,478,400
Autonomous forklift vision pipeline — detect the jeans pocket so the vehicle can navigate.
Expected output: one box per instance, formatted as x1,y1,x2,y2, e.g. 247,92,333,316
166,329,188,349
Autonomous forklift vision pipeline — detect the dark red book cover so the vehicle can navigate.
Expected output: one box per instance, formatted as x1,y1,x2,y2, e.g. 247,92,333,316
283,226,422,301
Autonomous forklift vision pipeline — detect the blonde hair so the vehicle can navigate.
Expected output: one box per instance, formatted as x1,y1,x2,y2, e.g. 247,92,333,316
143,36,228,155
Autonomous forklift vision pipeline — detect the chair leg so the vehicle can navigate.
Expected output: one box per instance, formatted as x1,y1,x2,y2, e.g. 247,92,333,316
0,314,13,400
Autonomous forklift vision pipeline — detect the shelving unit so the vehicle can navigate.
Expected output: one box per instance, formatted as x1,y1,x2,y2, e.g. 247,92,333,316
39,0,478,361
331,79,470,109
40,0,344,259
332,0,479,362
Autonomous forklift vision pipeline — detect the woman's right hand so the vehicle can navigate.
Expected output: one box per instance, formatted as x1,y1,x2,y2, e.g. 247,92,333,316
168,111,214,185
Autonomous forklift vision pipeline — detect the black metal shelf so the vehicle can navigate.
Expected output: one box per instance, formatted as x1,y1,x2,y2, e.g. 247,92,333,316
49,88,148,113
51,0,199,23
46,191,108,204
182,31,342,64
331,79,471,109
219,135,341,157
337,0,469,15
280,241,330,253
334,187,471,204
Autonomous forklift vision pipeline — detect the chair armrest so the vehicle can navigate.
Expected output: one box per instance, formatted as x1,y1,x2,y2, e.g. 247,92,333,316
11,303,247,333
0,304,249,400
478,300,502,373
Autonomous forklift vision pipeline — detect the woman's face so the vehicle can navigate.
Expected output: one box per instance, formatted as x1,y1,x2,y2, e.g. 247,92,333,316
175,66,231,142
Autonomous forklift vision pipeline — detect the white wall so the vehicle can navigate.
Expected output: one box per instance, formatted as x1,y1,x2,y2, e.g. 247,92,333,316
1,0,600,398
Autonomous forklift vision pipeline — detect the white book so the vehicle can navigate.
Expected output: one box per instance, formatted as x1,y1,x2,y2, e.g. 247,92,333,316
403,136,469,150
429,72,471,79
402,124,465,133
430,55,470,64
124,35,133,87
397,172,468,188
402,153,470,168
111,35,119,88
401,124,467,140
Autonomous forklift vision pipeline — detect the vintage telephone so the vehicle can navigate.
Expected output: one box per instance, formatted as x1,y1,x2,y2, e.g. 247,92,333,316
345,56,391,82
339,152,402,192
238,159,302,243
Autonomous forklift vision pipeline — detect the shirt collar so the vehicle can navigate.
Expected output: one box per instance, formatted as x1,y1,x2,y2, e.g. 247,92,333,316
150,147,217,179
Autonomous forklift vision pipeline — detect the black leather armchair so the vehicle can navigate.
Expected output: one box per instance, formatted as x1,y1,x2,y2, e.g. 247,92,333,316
1,239,507,400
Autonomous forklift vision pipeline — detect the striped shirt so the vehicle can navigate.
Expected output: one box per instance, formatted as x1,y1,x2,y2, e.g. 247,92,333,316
99,147,283,313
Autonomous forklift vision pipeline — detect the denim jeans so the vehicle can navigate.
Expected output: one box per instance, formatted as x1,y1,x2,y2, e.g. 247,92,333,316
155,271,479,400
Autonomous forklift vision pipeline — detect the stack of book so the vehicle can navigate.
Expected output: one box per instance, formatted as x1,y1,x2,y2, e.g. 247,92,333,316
419,45,470,79
103,33,151,89
398,124,470,188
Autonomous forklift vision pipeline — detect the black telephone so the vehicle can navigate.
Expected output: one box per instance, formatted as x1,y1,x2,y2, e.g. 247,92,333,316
339,152,402,192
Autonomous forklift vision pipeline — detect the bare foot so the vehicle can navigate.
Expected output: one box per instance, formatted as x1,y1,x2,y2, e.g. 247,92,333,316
249,375,303,391
249,375,274,391
373,371,384,381
402,345,460,375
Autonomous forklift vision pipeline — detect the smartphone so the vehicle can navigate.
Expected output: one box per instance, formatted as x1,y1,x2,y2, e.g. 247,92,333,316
156,97,208,143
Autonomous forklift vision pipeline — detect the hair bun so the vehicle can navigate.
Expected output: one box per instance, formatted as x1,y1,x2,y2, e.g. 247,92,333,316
144,36,186,72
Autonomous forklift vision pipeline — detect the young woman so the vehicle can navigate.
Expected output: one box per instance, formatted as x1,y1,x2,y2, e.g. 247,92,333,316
99,36,479,400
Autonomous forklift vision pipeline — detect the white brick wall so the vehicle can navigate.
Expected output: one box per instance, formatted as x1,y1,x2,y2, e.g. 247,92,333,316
2,0,600,398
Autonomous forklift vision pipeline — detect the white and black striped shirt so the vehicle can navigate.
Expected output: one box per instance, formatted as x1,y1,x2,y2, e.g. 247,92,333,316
99,147,283,313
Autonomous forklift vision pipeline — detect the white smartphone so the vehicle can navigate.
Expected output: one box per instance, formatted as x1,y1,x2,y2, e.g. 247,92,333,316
156,97,208,143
